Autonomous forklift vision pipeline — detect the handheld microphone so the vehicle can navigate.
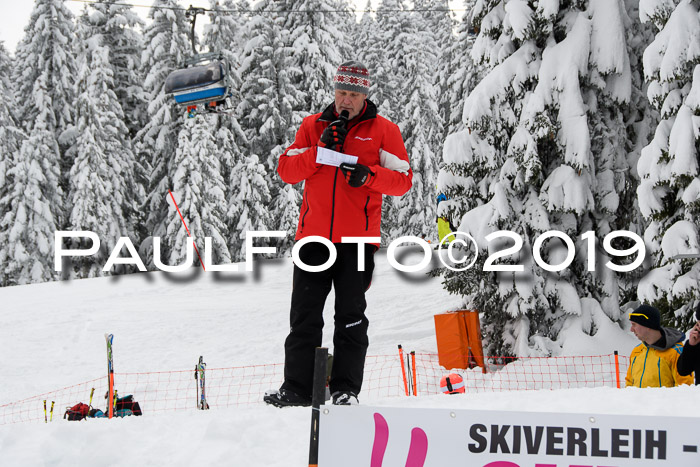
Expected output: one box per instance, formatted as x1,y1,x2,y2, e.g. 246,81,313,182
338,110,349,152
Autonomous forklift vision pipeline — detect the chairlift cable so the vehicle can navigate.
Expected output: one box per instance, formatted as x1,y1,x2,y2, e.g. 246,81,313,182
67,0,470,15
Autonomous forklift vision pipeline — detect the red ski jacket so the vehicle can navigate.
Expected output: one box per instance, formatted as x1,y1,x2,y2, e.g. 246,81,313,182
278,100,412,244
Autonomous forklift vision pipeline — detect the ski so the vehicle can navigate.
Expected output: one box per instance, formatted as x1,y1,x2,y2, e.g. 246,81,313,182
105,333,114,419
195,356,210,410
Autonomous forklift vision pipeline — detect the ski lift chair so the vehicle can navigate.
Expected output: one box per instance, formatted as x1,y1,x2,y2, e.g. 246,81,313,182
164,59,232,107
164,8,234,118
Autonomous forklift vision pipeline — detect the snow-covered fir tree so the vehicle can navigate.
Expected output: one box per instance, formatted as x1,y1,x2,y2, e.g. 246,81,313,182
82,0,146,139
428,0,457,136
0,42,26,286
372,0,408,238
439,0,650,356
214,104,251,257
372,0,426,238
601,0,658,305
373,0,404,122
284,0,345,115
238,3,301,158
445,0,480,134
0,41,23,198
355,1,390,120
202,2,247,168
2,78,63,285
636,0,700,327
205,0,242,80
328,0,357,61
229,0,254,51
213,118,247,195
237,2,301,254
135,0,192,266
13,0,76,136
166,117,231,267
204,0,251,256
269,183,302,256
13,0,77,201
354,1,378,62
74,4,149,247
387,0,443,240
228,154,273,261
66,41,139,278
0,42,22,167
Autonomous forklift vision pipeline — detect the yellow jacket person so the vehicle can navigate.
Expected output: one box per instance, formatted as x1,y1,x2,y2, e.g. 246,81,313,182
625,304,694,388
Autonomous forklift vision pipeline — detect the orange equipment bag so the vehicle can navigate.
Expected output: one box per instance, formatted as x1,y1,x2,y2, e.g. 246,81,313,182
434,310,486,372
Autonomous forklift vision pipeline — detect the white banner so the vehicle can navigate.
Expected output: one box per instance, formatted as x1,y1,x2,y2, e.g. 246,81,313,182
318,405,700,467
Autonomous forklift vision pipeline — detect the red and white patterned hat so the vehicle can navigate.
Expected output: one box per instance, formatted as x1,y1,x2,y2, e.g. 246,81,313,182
333,60,370,95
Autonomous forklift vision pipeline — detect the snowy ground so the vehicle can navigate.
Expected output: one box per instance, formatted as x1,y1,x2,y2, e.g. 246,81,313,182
0,249,698,466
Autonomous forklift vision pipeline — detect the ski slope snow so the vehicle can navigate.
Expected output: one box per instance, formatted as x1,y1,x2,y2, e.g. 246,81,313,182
0,250,698,466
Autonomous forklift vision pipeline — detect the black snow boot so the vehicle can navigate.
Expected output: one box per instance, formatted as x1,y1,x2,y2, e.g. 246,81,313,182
331,391,358,406
263,388,312,408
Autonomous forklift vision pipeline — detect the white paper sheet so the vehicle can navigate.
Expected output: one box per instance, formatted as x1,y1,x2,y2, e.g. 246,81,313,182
316,146,358,167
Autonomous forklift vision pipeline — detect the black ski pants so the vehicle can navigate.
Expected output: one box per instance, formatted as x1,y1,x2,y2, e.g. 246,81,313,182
281,241,375,399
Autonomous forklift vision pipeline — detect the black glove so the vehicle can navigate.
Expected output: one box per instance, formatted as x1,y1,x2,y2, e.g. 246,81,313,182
339,163,374,188
319,120,348,151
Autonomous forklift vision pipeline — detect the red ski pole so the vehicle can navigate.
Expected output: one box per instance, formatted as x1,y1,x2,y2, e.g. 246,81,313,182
411,351,417,396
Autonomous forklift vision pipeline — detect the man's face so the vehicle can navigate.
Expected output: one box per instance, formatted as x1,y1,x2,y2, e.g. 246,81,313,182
630,321,656,344
334,89,367,120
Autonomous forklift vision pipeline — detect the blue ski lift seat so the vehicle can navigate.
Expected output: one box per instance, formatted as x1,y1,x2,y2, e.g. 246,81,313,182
164,61,231,106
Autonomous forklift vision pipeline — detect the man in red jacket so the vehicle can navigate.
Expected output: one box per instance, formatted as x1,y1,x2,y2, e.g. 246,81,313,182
264,61,413,407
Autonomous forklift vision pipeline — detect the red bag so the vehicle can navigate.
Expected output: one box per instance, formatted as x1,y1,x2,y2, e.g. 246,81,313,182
64,402,90,421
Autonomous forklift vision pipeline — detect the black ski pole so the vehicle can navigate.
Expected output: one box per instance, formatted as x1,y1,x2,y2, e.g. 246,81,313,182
406,354,412,396
308,347,328,467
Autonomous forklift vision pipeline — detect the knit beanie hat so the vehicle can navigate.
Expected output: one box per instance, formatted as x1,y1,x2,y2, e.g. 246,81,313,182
629,304,662,331
333,60,370,95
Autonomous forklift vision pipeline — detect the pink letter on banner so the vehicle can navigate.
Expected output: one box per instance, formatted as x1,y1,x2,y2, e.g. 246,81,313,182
371,413,390,467
405,427,428,467
483,463,521,467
